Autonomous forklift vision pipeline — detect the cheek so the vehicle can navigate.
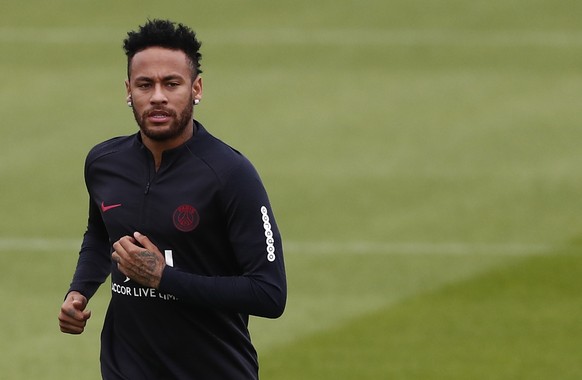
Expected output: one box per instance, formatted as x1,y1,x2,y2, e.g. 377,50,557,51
173,95,193,111
130,95,148,109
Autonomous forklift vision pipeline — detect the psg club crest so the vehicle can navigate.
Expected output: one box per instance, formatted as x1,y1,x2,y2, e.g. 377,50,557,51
173,204,200,232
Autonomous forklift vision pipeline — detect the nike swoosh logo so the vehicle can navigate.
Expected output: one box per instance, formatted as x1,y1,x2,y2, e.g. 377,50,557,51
101,201,122,212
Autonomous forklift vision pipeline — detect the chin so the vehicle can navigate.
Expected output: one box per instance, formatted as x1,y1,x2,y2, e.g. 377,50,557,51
141,124,187,142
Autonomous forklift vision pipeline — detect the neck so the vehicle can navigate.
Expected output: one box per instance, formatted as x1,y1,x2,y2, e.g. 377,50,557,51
141,122,194,171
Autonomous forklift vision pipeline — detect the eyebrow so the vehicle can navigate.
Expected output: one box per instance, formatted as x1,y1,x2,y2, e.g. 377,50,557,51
134,74,186,82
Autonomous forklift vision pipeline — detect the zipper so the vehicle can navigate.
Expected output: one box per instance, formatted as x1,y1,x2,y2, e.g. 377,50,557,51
141,149,155,228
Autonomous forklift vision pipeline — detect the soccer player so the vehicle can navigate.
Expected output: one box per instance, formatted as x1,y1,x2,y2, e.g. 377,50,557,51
58,19,287,379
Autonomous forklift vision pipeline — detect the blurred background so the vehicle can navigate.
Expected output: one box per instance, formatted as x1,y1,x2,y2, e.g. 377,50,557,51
1,0,581,378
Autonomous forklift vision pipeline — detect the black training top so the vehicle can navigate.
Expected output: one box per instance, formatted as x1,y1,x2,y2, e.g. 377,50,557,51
67,121,287,379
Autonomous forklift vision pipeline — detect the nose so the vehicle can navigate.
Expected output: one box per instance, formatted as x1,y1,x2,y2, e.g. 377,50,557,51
150,83,168,104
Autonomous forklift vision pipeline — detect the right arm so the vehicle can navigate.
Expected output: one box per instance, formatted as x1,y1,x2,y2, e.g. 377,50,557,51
58,198,111,334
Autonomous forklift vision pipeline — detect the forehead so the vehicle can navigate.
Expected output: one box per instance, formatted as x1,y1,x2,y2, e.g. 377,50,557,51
129,47,191,79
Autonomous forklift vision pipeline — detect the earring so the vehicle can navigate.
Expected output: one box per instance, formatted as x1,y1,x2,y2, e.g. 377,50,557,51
194,99,200,105
127,101,133,108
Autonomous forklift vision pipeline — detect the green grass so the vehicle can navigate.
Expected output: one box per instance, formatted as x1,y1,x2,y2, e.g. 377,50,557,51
1,0,582,378
260,249,582,379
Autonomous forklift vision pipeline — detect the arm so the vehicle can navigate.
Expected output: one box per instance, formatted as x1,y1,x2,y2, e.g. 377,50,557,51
160,262,286,318
166,162,286,317
67,198,112,299
59,198,111,334
113,230,286,318
113,161,287,318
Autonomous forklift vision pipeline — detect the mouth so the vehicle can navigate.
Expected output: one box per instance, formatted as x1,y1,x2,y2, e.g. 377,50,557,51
146,109,173,124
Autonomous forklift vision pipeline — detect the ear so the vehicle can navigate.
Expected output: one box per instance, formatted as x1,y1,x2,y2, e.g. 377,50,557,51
192,75,203,103
125,79,131,99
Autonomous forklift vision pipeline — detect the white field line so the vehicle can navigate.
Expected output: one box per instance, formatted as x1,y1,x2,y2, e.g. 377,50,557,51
284,241,555,255
0,238,81,252
0,237,555,255
0,27,582,48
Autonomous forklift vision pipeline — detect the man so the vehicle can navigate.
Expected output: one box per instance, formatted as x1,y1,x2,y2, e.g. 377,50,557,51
58,19,287,379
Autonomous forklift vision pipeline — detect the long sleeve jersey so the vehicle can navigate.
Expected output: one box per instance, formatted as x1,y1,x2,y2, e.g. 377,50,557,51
67,121,287,379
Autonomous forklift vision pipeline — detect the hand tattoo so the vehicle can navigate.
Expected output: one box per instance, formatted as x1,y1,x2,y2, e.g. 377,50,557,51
133,250,163,288
138,250,160,274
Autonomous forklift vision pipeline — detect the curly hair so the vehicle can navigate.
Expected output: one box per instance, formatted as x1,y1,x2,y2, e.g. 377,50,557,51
123,19,202,79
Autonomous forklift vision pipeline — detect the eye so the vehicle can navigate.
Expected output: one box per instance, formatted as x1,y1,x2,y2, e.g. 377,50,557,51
136,82,152,89
166,82,180,88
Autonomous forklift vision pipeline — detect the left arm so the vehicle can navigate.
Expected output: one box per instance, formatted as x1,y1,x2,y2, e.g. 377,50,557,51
112,162,287,318
113,229,286,318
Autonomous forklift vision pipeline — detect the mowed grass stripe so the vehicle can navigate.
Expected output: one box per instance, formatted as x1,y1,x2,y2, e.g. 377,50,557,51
285,241,555,256
259,250,582,379
2,27,582,47
0,237,556,255
250,248,526,351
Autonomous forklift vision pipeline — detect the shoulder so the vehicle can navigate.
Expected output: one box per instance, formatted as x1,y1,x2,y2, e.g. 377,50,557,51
189,124,259,182
85,134,136,167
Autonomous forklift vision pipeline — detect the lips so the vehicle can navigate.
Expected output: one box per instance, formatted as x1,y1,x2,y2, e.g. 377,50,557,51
147,109,173,123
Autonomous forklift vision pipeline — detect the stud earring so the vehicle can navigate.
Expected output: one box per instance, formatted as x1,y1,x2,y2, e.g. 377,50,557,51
194,99,200,105
127,101,133,108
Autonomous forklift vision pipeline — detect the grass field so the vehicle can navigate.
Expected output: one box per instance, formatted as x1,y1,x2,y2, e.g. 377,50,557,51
1,0,582,378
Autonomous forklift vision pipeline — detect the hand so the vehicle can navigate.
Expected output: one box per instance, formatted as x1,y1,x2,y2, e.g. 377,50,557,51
58,291,91,334
112,231,165,289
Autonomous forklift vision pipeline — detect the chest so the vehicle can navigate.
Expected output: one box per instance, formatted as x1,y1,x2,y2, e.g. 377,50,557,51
90,155,222,245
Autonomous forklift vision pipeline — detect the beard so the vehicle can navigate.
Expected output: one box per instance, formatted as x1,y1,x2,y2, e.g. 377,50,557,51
133,98,193,142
